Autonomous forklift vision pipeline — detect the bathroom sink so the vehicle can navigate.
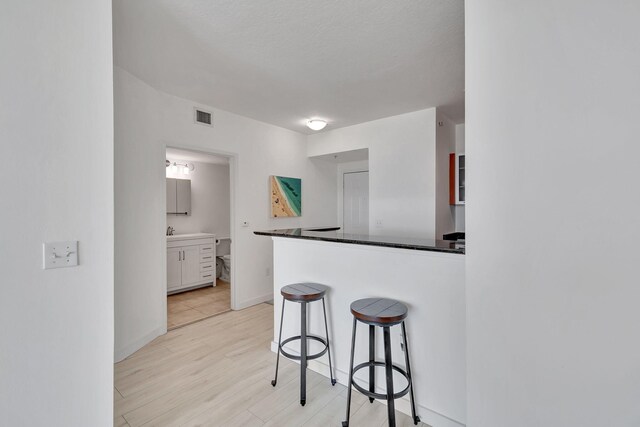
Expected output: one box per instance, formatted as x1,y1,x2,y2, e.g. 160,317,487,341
303,227,341,232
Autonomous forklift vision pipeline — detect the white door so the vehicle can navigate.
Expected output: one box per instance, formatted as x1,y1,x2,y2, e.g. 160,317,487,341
181,246,201,286
343,171,369,234
167,247,182,291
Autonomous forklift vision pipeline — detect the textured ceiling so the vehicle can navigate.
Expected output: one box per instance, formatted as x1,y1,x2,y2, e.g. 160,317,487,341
114,0,464,134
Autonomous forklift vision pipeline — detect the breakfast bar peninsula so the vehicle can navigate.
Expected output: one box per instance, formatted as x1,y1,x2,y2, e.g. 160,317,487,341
255,228,466,427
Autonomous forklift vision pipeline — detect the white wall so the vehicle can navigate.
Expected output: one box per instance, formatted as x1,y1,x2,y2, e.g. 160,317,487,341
115,67,166,360
436,112,457,238
0,1,114,425
455,124,465,153
466,1,640,426
115,67,337,360
165,161,230,237
308,109,438,238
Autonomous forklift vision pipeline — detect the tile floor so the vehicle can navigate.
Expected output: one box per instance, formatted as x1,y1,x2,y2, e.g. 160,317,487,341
167,279,230,329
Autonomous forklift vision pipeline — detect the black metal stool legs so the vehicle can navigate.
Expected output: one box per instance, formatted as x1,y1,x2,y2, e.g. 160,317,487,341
300,301,307,406
345,298,418,427
383,326,396,427
343,319,420,427
321,298,337,386
271,299,286,387
369,325,375,403
402,321,420,425
272,283,334,408
342,317,358,427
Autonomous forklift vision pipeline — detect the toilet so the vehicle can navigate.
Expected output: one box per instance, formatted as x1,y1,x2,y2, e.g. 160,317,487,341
216,237,231,283
220,254,231,282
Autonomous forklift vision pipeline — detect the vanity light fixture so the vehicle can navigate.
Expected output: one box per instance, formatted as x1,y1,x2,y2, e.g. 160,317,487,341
306,119,327,131
166,160,195,174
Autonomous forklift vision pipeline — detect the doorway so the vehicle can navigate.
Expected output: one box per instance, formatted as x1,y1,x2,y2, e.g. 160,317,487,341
165,147,234,329
343,171,369,234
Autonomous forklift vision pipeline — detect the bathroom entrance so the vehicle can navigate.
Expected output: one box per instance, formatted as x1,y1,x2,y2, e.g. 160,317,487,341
165,147,233,329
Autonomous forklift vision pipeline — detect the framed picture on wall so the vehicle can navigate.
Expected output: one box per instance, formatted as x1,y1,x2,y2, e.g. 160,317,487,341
270,175,302,217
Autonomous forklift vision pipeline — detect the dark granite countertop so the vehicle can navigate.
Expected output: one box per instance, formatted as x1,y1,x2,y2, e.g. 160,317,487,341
254,227,465,255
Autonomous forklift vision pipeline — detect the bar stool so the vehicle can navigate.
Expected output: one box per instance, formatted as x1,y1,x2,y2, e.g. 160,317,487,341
342,298,419,427
272,283,336,406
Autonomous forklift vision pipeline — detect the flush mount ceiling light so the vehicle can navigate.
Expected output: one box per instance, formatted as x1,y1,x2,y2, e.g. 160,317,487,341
166,160,195,175
306,119,327,131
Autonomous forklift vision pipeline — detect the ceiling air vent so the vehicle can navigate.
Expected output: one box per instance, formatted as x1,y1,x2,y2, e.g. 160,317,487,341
194,108,213,126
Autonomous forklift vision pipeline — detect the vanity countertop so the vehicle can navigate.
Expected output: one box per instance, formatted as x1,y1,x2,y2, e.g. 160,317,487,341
254,227,464,255
166,233,215,242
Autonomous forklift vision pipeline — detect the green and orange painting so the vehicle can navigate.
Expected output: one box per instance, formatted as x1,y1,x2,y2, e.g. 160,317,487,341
270,176,302,217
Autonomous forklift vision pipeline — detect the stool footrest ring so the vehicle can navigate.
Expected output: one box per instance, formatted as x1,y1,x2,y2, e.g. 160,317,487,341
351,361,411,401
279,335,328,361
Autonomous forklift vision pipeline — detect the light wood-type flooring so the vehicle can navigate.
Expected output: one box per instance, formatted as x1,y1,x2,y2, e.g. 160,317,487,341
167,279,230,329
115,303,431,427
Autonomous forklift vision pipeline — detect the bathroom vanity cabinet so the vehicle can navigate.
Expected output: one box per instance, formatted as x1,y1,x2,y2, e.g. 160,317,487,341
166,234,215,294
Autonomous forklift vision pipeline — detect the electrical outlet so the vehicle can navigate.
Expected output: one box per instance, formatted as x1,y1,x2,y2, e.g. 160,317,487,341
241,221,250,227
375,219,383,227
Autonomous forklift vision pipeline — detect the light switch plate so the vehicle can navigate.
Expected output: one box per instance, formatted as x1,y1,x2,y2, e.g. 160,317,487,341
43,241,79,269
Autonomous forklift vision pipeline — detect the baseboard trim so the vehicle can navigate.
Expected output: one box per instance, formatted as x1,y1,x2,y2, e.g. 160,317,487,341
115,325,166,363
235,293,273,310
270,341,466,427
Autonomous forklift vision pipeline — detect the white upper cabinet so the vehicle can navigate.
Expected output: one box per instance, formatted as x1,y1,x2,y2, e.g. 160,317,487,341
176,179,191,215
166,178,191,215
166,178,177,213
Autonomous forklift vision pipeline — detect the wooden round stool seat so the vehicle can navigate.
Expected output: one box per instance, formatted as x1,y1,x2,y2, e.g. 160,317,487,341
350,298,408,326
281,283,329,302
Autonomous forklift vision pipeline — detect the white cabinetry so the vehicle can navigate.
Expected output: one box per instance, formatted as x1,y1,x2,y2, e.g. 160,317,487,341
167,234,215,294
167,247,182,289
166,178,191,215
